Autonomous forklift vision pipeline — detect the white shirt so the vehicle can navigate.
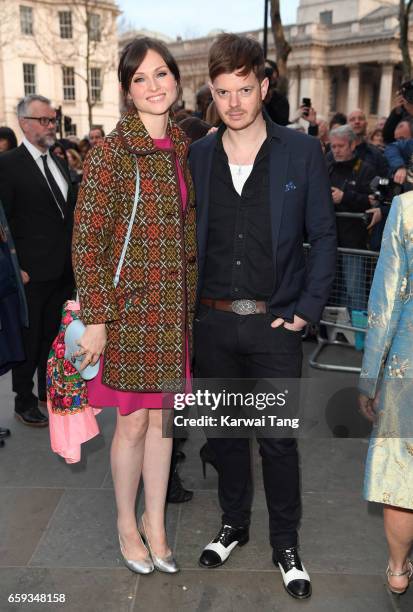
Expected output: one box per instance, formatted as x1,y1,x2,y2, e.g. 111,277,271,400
23,137,68,202
229,163,253,196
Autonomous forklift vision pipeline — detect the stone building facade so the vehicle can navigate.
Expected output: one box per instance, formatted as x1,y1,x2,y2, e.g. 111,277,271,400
0,0,120,139
122,0,409,124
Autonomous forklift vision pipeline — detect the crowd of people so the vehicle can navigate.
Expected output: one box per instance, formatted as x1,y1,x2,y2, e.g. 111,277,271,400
0,31,412,602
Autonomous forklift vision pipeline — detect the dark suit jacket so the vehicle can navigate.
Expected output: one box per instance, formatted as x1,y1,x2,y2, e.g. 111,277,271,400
0,144,75,282
189,118,337,324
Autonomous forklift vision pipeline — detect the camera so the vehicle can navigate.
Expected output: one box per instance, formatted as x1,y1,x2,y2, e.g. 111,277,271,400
369,176,401,207
302,98,311,117
399,80,413,105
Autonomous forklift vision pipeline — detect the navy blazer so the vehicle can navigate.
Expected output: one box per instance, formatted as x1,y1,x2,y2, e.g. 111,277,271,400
189,118,337,323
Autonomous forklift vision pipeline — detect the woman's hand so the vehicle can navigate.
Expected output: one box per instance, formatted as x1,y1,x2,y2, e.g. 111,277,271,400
358,392,380,422
74,323,106,370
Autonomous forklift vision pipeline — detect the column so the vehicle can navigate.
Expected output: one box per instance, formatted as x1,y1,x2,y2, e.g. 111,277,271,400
347,64,360,113
288,67,299,115
378,63,394,118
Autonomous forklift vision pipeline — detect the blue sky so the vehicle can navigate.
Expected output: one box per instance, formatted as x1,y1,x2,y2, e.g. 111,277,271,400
117,0,300,39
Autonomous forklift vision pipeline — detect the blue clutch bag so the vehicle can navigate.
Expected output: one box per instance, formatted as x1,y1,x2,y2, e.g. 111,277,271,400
64,319,100,381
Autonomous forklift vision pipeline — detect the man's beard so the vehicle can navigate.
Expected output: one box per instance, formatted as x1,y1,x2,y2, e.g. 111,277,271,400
37,133,56,148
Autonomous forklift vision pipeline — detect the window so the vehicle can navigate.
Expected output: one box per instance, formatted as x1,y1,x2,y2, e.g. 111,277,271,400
89,13,101,42
23,63,36,95
320,10,333,26
62,66,75,101
59,11,72,39
90,68,102,102
20,6,33,35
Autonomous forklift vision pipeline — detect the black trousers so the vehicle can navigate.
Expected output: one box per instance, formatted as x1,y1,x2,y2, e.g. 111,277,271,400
194,304,302,549
12,275,74,404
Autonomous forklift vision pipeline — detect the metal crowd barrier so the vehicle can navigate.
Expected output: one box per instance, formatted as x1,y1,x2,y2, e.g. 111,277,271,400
308,212,380,373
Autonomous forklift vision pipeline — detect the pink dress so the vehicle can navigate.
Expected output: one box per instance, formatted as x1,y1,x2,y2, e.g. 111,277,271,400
87,137,191,415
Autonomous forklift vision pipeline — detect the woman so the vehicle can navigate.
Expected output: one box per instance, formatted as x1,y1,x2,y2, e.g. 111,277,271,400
72,37,197,574
0,127,17,152
359,192,413,595
0,199,29,447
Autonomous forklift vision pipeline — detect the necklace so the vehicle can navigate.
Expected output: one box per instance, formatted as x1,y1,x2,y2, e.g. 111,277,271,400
224,134,265,175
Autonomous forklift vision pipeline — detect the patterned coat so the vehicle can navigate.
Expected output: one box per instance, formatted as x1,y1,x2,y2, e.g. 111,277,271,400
72,111,197,392
359,192,413,510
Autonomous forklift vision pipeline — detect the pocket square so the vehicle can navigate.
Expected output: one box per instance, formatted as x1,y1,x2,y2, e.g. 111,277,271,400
285,181,297,192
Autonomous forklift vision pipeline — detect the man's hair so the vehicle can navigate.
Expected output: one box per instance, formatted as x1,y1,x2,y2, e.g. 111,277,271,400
396,118,413,135
329,124,357,143
208,33,265,82
89,125,105,137
329,112,347,130
17,94,51,117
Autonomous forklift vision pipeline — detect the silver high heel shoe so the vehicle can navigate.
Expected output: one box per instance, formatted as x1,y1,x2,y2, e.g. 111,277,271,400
118,533,154,574
138,516,179,573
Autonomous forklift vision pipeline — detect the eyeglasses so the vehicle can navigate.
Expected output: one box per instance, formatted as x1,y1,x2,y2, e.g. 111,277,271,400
23,116,57,126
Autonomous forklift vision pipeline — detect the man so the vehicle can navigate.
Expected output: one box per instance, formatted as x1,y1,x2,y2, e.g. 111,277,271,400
0,95,75,426
189,34,336,600
328,124,377,309
394,118,413,141
88,125,105,147
346,108,388,177
263,59,289,126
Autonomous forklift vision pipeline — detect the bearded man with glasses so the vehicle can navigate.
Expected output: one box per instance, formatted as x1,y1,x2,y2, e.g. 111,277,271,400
0,94,75,426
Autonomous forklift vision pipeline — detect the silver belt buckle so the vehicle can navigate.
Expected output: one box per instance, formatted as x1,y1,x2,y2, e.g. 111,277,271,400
231,299,257,315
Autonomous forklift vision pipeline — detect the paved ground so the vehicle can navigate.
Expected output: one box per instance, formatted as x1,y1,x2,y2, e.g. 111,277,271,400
0,340,411,611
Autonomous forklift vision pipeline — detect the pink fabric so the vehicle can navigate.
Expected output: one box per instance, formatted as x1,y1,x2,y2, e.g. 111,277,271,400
87,137,191,415
48,402,102,463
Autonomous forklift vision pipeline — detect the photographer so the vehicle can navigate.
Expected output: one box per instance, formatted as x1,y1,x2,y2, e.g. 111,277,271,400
299,102,330,153
382,80,413,144
328,125,379,250
384,136,413,188
263,59,289,126
328,125,380,310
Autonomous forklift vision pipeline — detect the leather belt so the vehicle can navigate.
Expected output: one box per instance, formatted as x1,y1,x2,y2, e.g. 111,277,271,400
200,298,267,315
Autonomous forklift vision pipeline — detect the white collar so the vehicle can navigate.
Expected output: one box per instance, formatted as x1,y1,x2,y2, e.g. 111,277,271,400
22,136,49,162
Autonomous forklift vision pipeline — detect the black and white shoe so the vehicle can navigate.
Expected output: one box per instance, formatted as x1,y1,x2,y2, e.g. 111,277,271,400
199,525,249,568
273,547,311,599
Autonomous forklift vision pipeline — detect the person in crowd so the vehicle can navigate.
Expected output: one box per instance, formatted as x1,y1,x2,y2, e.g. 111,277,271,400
78,138,91,159
347,108,389,176
359,191,413,596
194,84,212,120
0,95,75,427
179,116,210,143
299,105,330,153
0,127,18,152
174,109,191,123
384,136,413,188
382,90,413,144
205,100,221,127
375,116,388,130
189,33,336,600
50,141,67,162
88,126,105,148
329,112,347,131
264,58,289,125
328,125,378,310
368,128,384,151
0,199,29,447
66,148,83,176
72,37,197,575
394,119,413,141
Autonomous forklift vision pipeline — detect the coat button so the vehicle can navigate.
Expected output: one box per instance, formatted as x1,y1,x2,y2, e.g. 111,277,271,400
187,255,196,264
